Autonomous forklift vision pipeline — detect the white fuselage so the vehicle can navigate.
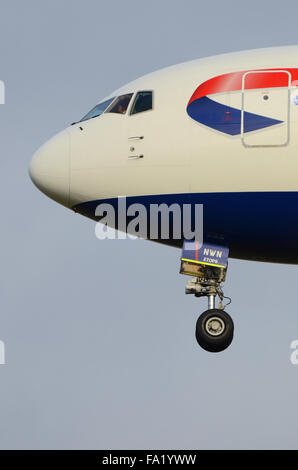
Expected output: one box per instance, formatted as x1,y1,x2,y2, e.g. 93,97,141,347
29,46,298,263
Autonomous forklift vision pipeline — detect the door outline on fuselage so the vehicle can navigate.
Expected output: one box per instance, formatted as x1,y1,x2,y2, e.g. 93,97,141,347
241,70,291,148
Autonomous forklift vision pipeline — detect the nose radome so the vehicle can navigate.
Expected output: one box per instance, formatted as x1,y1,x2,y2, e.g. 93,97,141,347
29,130,70,207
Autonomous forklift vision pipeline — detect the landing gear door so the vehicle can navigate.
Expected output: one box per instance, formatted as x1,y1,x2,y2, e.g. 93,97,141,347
241,70,291,147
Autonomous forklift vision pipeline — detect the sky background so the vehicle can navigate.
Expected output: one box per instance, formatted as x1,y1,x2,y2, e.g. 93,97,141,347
1,0,298,450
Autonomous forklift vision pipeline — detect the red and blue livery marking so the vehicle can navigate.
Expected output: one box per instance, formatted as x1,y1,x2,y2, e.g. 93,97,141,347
187,68,298,135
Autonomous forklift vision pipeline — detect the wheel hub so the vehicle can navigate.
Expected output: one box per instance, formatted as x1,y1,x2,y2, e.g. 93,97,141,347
205,316,225,336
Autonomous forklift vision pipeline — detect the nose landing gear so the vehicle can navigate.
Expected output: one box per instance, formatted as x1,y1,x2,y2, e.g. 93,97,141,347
180,241,233,353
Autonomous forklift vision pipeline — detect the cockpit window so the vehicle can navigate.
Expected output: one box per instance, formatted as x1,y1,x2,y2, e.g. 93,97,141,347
130,91,153,115
80,98,115,122
106,93,133,114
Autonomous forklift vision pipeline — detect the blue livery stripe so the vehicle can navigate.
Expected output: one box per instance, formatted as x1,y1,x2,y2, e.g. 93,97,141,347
73,192,298,264
187,97,283,135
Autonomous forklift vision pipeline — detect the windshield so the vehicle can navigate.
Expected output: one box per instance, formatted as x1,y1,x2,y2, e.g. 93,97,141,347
80,97,115,122
106,94,133,114
130,91,153,114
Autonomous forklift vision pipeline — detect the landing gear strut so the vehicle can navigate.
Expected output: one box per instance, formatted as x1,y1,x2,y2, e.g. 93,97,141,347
180,241,233,353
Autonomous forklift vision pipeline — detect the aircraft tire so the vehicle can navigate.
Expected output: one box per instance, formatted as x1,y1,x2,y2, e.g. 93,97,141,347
195,309,234,353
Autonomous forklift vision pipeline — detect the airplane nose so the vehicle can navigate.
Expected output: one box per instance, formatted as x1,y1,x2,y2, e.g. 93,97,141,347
29,130,70,207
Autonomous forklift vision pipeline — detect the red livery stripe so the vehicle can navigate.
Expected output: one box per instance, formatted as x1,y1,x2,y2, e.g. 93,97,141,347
188,68,298,105
195,240,199,262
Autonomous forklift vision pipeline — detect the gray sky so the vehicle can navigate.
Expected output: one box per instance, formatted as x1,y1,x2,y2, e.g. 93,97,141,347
1,0,298,450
